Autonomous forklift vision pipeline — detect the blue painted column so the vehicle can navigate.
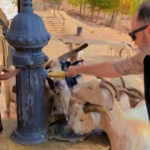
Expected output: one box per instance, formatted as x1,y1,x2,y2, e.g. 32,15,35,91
6,0,51,145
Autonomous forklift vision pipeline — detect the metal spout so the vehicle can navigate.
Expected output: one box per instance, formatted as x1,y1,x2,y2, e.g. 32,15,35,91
48,71,66,80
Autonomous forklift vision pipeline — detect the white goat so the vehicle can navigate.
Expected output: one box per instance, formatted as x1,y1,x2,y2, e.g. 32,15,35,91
68,91,131,135
69,79,144,135
107,41,127,58
120,44,133,58
71,80,150,150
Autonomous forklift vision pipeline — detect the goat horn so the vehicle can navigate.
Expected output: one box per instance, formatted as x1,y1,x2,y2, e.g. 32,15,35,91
0,19,8,29
99,81,117,110
83,104,112,125
0,68,20,80
58,43,88,62
117,86,144,99
126,87,144,98
75,42,84,46
45,60,53,70
58,39,71,45
96,76,107,81
101,81,120,101
119,77,126,88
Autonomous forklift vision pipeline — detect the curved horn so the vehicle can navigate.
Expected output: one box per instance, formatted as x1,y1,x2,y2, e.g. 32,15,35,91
119,77,126,88
96,76,107,81
0,19,9,36
58,39,71,45
126,87,144,98
117,86,144,99
99,81,118,110
45,60,53,70
0,19,8,29
58,43,88,62
0,66,20,80
101,81,120,101
75,42,84,46
83,104,112,125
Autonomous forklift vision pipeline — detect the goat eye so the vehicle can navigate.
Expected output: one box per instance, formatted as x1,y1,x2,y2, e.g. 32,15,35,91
80,119,83,122
89,87,92,90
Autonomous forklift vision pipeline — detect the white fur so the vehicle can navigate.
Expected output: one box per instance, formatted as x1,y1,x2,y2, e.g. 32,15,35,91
71,80,150,150
121,44,132,58
107,41,126,58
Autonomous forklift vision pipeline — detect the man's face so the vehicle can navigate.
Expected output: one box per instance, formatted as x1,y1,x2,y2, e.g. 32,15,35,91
131,12,150,53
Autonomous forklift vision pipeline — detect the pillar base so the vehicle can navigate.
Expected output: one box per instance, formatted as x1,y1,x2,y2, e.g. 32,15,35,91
10,126,50,145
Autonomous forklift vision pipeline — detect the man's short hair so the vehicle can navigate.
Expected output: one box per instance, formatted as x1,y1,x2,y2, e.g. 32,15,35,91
138,1,150,23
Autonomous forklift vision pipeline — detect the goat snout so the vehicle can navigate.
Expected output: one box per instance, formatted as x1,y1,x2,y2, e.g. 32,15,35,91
68,126,75,134
54,80,65,90
55,80,61,87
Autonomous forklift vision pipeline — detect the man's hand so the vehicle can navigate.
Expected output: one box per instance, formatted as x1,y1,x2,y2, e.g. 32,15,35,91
66,51,145,78
66,66,79,77
0,65,20,80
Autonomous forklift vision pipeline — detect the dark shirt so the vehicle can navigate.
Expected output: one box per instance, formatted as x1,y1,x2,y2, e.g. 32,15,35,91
143,55,150,121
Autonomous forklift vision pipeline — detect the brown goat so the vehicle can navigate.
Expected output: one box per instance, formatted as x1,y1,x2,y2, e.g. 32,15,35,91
58,39,84,65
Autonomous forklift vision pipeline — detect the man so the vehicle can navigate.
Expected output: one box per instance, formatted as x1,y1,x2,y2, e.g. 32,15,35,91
66,2,150,120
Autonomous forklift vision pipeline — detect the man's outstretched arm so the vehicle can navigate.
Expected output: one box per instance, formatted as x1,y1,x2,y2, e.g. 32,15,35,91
66,52,145,78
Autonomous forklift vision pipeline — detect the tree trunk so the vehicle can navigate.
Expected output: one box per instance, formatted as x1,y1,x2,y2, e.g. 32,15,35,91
109,10,115,27
80,3,83,16
103,12,106,19
95,8,101,23
58,0,62,10
112,11,118,28
91,6,95,22
118,13,123,33
83,3,86,19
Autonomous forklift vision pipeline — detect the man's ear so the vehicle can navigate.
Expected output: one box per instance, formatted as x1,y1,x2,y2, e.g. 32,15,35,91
147,25,150,34
145,25,150,42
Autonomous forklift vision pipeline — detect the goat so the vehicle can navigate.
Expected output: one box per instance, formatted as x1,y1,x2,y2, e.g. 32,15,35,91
44,44,87,121
0,65,20,132
45,43,88,89
69,79,144,135
68,92,131,135
120,44,133,58
121,42,132,48
8,77,67,124
107,41,127,58
72,80,149,150
58,39,85,64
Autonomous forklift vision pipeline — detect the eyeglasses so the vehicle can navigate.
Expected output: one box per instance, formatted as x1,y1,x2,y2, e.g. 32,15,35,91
129,24,149,41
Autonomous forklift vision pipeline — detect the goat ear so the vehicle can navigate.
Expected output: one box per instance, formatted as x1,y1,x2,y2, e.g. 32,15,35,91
46,77,55,92
90,112,100,126
45,60,53,70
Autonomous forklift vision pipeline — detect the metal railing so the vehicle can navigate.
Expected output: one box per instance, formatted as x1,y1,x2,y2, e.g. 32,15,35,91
53,8,66,29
